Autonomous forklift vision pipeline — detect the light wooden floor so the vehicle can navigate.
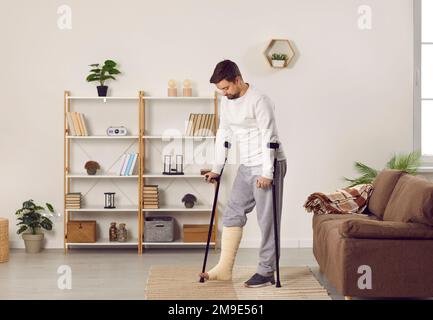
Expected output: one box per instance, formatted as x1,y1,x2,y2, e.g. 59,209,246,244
0,248,343,300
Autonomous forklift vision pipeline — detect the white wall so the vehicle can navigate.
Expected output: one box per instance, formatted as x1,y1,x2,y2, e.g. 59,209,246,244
0,0,414,248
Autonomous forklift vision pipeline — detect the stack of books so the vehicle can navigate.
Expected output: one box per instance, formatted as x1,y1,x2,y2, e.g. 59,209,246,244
119,153,138,176
185,114,215,136
143,185,159,209
65,192,82,209
66,112,89,136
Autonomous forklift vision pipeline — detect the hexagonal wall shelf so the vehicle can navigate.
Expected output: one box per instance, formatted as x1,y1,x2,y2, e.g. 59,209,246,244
264,39,296,68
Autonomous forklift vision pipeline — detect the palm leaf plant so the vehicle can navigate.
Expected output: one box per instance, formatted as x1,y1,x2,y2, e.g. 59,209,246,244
344,150,422,188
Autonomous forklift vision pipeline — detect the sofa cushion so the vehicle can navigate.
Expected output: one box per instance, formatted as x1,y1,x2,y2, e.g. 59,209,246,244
339,219,433,239
383,174,433,226
367,169,404,219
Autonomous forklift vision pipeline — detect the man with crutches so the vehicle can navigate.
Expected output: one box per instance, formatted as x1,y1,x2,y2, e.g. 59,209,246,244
199,60,287,288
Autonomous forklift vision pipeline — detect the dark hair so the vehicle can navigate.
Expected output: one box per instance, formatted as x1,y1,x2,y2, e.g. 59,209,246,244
209,60,242,84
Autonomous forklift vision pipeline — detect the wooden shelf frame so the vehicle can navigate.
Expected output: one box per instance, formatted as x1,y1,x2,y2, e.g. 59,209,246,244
64,90,220,255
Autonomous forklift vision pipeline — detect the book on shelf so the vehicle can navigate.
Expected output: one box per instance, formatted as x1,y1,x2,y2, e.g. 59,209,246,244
119,153,138,176
65,192,82,208
185,113,215,137
66,112,89,136
143,185,159,207
143,184,158,189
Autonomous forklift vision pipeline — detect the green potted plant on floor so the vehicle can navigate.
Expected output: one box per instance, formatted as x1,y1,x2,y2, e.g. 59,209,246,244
15,200,55,253
86,59,121,97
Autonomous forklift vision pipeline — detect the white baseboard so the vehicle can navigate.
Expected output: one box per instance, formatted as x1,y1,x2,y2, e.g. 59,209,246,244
240,238,313,249
9,239,314,249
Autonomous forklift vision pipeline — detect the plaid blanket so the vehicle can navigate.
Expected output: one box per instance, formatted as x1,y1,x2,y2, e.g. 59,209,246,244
303,184,374,215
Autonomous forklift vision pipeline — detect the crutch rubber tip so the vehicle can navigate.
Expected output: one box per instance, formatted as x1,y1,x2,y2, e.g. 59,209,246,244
276,282,282,288
199,277,205,283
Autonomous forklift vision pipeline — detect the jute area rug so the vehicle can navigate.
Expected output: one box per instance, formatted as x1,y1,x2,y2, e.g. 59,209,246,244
145,266,330,300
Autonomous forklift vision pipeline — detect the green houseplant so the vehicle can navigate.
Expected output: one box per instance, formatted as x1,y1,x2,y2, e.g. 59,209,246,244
344,150,422,188
86,60,121,97
271,53,288,68
15,200,54,253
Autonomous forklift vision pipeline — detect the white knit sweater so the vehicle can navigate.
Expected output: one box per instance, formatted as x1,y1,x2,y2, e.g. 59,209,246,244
211,84,286,179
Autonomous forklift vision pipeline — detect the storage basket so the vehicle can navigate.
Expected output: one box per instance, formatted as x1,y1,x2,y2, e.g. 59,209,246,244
183,224,215,243
0,218,9,263
144,216,174,242
67,220,97,243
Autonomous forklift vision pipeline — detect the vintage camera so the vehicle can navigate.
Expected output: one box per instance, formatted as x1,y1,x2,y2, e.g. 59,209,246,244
106,126,128,136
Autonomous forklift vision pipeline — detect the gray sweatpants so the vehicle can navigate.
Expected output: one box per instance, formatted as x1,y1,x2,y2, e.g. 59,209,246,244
222,159,287,277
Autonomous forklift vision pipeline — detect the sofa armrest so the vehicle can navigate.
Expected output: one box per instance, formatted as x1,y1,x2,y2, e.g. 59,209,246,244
339,219,433,239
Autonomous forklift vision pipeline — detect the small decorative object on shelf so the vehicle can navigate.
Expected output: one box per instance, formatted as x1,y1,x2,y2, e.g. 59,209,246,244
109,222,118,241
117,223,128,242
163,155,172,174
86,59,121,97
84,161,100,175
182,193,197,208
271,53,288,68
162,155,184,175
168,79,177,97
183,79,192,97
264,39,296,69
106,126,128,136
104,192,116,209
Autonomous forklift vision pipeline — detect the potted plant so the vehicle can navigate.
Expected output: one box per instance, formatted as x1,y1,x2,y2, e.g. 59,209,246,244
15,200,54,253
344,150,421,187
271,53,288,68
86,60,121,97
182,194,197,208
84,160,100,175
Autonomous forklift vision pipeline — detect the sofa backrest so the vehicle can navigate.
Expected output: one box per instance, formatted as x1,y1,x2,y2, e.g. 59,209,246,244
383,174,433,226
368,169,404,219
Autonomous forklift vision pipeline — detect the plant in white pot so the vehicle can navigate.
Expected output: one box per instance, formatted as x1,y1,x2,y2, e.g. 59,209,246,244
271,53,288,68
86,59,121,97
15,200,54,253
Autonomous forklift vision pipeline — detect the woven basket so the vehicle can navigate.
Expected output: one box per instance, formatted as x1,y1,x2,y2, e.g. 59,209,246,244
0,218,9,263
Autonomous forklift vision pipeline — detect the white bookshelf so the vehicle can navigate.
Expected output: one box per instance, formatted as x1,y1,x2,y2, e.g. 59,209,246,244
143,96,214,100
141,91,219,251
64,90,219,254
65,207,139,212
142,206,212,212
67,175,139,179
64,91,142,254
67,239,139,246
143,135,215,139
143,241,216,247
68,96,138,101
67,135,139,139
142,173,204,178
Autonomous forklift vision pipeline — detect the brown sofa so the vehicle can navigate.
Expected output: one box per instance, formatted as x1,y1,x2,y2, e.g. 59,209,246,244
312,169,433,299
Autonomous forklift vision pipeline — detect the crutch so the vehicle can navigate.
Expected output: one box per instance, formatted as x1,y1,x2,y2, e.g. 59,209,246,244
268,142,282,288
199,141,231,283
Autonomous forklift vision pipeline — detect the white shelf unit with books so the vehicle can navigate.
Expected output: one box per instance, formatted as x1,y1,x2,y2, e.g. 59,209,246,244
63,91,142,253
64,91,220,254
141,92,219,251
